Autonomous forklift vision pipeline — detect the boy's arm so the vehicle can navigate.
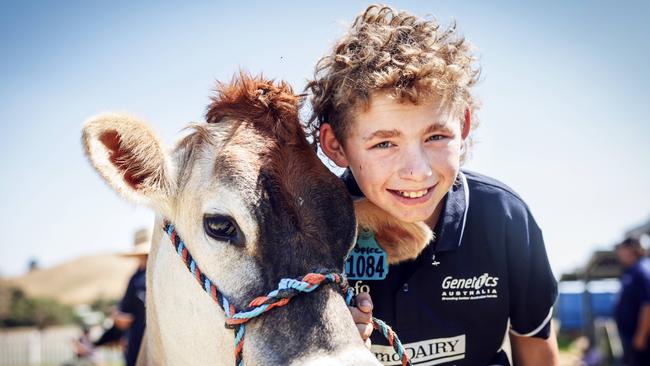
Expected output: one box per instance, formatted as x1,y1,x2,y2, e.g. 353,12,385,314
504,201,559,364
510,323,559,366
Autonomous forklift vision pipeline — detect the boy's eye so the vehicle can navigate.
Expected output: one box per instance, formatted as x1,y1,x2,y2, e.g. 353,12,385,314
426,134,445,142
372,141,394,149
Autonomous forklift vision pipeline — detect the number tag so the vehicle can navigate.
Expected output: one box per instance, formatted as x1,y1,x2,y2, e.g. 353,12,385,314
345,228,388,280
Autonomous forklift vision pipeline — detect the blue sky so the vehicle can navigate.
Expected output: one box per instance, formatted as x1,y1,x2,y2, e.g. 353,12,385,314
1,0,649,277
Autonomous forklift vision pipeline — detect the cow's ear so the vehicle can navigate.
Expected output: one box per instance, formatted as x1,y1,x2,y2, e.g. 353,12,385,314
82,113,175,214
354,199,434,264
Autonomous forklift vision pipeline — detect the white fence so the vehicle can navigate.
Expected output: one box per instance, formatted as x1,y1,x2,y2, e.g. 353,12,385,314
0,327,123,366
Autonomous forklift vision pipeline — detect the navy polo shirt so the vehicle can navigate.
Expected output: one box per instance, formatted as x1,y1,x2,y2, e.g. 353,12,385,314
119,268,146,366
343,170,558,366
615,257,650,342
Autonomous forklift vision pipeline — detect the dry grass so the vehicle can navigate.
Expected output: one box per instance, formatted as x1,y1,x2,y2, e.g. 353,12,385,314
5,254,139,305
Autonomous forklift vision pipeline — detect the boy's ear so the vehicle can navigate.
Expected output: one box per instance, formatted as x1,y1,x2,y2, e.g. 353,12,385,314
354,199,434,264
461,108,472,140
319,123,349,167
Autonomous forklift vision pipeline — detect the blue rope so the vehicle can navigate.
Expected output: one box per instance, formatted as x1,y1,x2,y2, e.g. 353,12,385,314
343,289,411,365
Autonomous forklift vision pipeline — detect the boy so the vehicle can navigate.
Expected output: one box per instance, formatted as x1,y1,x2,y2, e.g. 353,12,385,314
306,5,559,365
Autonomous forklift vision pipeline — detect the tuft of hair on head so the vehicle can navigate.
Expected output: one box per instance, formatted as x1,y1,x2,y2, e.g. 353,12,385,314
306,4,481,163
206,71,304,145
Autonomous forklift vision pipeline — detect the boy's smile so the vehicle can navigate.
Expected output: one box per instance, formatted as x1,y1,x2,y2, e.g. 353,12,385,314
388,185,435,204
321,93,470,227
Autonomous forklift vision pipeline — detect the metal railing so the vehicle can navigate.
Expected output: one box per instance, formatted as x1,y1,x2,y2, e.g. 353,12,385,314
0,326,123,366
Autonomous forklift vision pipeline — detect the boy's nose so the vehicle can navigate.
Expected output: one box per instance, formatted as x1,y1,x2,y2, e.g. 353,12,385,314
398,147,432,181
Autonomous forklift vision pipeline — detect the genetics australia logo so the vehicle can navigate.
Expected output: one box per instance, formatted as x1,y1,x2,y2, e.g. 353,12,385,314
441,273,499,301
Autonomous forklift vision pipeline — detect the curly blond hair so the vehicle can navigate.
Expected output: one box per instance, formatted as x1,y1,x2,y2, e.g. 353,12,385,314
306,4,480,163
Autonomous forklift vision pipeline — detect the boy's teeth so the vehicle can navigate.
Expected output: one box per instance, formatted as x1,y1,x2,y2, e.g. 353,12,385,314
398,189,428,198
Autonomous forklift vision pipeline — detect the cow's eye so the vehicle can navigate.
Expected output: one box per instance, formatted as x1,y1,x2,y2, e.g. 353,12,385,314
203,214,243,245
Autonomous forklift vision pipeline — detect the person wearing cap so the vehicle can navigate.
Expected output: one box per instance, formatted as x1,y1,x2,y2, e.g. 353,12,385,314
114,229,150,366
615,237,650,366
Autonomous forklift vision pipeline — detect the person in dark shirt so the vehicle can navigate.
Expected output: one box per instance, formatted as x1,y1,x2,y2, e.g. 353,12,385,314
615,237,650,366
306,4,559,365
114,231,149,366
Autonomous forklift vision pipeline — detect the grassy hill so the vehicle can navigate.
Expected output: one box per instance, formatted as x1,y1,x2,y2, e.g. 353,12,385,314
4,254,139,305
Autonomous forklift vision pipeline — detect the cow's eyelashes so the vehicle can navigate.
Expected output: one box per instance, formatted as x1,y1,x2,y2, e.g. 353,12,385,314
203,214,243,245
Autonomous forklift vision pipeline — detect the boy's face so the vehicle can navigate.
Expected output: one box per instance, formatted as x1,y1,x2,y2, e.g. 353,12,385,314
322,93,468,225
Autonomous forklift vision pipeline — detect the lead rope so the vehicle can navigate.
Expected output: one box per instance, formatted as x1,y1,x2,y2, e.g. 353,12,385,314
163,221,411,366
345,294,411,366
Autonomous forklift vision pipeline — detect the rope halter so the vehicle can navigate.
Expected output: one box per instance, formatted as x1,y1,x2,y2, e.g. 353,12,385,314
163,221,411,366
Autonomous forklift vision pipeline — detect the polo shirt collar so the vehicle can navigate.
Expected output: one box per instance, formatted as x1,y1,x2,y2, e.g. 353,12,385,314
341,169,470,253
432,171,469,253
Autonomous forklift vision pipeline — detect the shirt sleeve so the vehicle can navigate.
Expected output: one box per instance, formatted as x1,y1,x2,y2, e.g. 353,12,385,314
636,263,650,305
505,203,558,339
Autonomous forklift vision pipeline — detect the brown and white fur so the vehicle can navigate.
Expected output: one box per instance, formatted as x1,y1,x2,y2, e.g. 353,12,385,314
82,73,432,365
354,200,433,264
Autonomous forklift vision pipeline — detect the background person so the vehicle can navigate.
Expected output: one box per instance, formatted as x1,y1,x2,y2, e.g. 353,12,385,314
113,229,150,366
615,237,650,366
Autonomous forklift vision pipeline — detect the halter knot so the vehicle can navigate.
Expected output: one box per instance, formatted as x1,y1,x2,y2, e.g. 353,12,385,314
223,270,348,328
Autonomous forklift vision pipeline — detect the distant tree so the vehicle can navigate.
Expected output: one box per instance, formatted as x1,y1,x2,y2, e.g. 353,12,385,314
4,288,33,326
0,288,79,328
28,258,39,272
0,284,10,319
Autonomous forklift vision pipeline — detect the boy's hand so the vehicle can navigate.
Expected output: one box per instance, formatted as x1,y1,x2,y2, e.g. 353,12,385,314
349,292,374,348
